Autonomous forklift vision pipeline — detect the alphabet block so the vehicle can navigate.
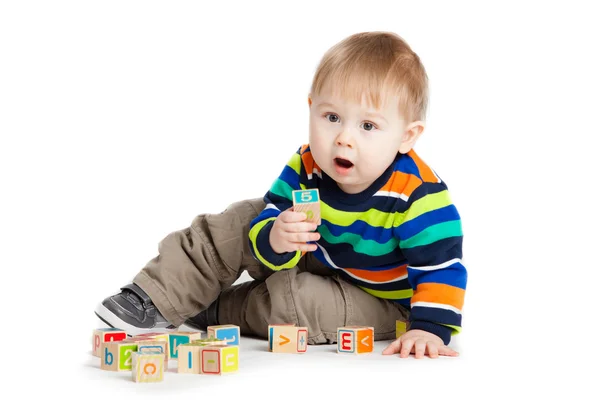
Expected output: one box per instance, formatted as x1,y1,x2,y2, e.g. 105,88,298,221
200,344,239,375
130,338,168,370
207,324,240,346
100,340,138,371
92,328,127,357
292,189,321,224
169,331,202,359
132,332,170,358
396,320,408,338
337,326,374,354
177,343,204,374
268,324,308,353
191,337,228,346
132,351,164,383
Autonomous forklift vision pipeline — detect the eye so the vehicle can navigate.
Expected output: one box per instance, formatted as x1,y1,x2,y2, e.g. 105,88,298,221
325,113,340,123
361,122,377,131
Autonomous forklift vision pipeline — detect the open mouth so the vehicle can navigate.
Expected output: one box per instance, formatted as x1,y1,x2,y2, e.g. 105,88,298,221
334,157,354,169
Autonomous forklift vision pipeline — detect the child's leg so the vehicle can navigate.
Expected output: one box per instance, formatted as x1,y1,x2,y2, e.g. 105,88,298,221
215,255,410,344
95,198,269,335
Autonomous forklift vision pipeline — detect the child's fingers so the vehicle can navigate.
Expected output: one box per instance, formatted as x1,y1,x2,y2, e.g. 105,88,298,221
285,232,320,243
414,340,426,359
279,210,311,223
381,338,401,355
426,342,439,358
399,339,414,358
437,345,459,357
284,222,318,233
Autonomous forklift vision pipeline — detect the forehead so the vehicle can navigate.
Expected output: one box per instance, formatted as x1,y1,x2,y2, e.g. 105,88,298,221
312,88,403,119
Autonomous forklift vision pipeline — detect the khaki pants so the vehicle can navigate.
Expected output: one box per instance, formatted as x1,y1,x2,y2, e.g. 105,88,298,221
133,199,409,345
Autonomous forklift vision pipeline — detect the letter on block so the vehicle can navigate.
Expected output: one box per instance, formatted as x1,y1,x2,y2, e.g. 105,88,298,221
177,343,204,374
169,331,202,359
132,332,170,359
396,320,408,338
337,326,374,354
101,340,138,371
268,324,308,353
132,351,164,383
200,344,239,375
207,324,240,346
92,328,127,357
131,338,168,371
292,189,321,225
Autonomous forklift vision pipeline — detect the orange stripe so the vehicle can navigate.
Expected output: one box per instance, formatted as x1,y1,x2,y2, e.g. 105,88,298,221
379,171,422,199
301,147,321,177
408,150,438,183
411,282,465,310
344,264,407,283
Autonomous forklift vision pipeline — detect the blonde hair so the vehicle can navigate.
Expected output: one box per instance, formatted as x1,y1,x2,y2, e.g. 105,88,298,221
310,31,429,122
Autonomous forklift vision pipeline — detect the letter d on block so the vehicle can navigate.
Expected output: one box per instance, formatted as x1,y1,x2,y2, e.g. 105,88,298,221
104,346,113,365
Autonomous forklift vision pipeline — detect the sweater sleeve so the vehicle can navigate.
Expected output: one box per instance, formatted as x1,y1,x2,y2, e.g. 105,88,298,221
248,148,305,271
395,181,468,345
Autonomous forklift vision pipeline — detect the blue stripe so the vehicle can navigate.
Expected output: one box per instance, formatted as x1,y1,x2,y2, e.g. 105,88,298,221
395,155,421,179
396,205,461,241
407,261,467,289
401,237,463,266
279,165,302,190
410,305,462,326
320,219,395,244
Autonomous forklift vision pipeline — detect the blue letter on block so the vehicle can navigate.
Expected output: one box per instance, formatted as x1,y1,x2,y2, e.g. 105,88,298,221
104,347,113,365
216,327,239,346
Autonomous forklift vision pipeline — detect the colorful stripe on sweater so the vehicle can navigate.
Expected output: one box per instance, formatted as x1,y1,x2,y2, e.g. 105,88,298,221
248,145,467,344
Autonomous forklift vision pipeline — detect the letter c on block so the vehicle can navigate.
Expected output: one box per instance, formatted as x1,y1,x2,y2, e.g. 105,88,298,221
143,363,157,375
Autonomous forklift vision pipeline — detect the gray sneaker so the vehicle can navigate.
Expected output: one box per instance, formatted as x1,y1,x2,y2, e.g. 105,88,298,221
94,283,177,337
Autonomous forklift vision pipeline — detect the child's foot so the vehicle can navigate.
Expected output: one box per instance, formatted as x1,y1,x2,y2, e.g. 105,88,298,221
94,283,177,336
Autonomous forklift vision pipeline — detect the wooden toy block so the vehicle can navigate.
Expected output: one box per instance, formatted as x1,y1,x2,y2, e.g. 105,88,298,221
177,343,205,374
337,326,374,354
292,189,321,225
207,324,240,346
92,328,127,357
100,340,138,372
191,337,228,346
132,351,164,383
396,320,408,338
169,331,202,359
132,332,170,358
200,344,239,375
268,324,308,353
130,338,168,370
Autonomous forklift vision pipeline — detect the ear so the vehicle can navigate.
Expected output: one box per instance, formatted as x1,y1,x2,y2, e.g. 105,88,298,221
398,121,425,153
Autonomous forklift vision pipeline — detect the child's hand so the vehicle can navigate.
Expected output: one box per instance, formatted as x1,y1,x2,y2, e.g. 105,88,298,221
382,329,459,359
269,209,321,254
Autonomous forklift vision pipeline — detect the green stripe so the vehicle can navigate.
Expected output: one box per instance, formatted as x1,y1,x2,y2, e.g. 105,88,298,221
441,323,462,335
288,152,301,175
270,179,294,201
400,220,462,249
358,286,413,300
404,190,453,222
319,224,398,257
248,218,301,271
321,201,405,228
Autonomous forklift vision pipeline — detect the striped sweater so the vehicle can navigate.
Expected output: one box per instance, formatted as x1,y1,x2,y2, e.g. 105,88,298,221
248,145,467,344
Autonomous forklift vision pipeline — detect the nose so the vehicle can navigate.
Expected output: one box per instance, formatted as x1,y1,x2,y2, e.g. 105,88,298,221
335,127,354,149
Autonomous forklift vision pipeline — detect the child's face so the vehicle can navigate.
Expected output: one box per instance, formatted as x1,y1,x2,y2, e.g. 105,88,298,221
309,89,418,194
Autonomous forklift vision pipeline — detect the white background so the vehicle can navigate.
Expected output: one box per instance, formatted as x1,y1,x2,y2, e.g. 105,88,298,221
1,0,598,398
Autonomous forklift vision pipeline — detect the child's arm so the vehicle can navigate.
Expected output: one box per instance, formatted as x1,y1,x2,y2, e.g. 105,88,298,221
248,148,316,271
386,181,467,357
